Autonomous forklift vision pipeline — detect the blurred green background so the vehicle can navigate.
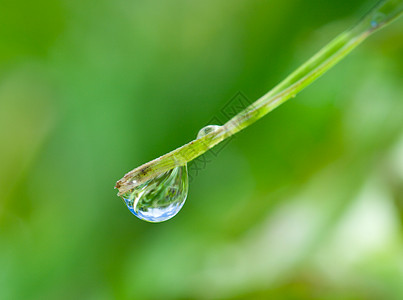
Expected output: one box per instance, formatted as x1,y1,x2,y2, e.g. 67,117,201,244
1,0,403,299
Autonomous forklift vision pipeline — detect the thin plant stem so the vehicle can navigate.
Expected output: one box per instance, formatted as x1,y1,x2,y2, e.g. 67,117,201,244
116,0,403,196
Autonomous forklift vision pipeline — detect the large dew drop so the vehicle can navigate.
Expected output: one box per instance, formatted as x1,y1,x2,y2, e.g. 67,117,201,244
122,165,188,222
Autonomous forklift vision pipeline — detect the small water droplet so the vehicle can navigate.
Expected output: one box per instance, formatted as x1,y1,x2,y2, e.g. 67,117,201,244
370,12,386,28
122,165,188,222
197,125,221,139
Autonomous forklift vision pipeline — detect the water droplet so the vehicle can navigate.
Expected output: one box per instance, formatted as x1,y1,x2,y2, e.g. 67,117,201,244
370,12,386,28
197,125,221,139
122,165,188,222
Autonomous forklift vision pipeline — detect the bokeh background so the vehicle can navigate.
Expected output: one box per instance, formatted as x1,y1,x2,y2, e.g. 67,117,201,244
1,0,403,299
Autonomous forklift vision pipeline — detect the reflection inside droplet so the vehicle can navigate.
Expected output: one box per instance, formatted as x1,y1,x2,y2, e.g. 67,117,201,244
122,165,188,222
